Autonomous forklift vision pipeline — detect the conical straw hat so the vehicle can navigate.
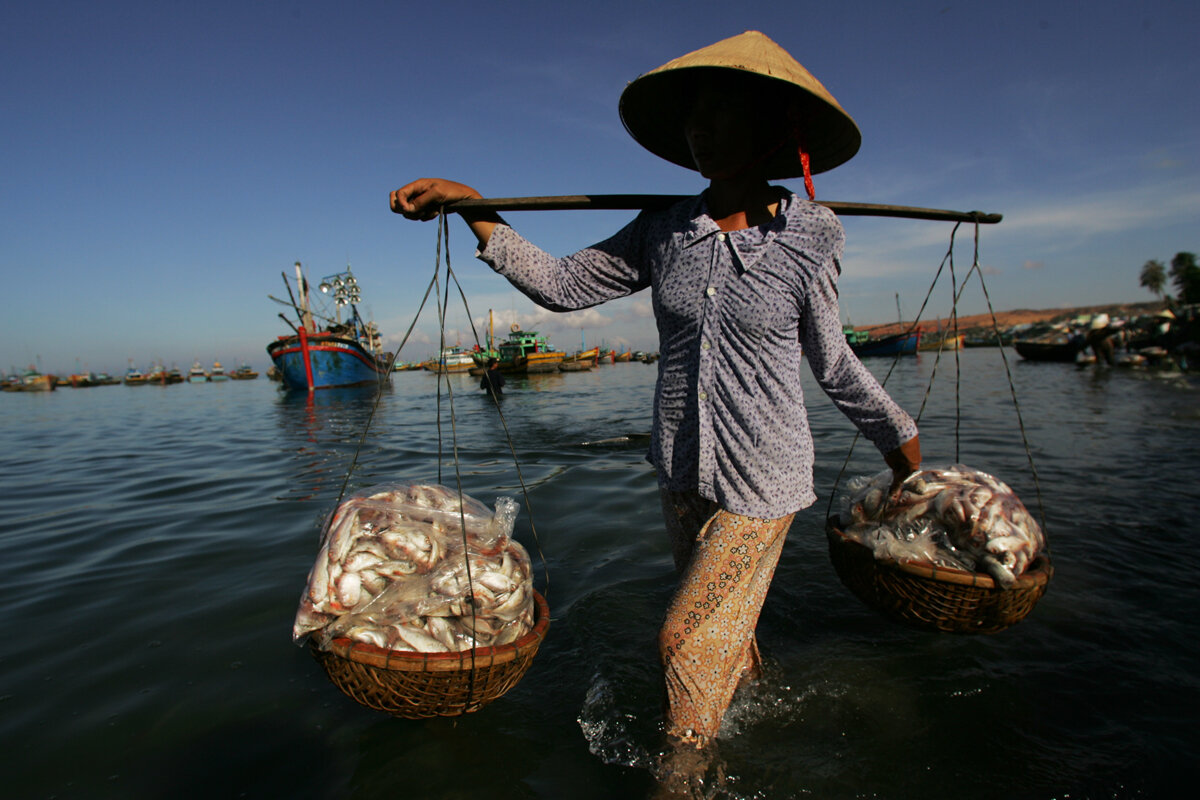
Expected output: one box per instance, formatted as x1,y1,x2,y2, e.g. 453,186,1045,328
619,30,861,178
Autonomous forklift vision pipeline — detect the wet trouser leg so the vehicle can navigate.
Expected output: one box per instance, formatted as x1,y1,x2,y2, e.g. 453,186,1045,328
658,489,793,746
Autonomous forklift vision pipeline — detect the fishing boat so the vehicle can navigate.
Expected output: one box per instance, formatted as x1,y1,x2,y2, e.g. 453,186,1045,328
187,361,209,383
424,346,476,373
124,363,148,385
849,330,921,357
209,361,231,382
164,365,184,384
230,364,258,380
614,350,633,363
266,262,392,391
496,325,564,373
3,367,55,392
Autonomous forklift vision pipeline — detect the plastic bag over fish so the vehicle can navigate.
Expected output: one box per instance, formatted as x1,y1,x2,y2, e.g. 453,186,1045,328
836,465,1045,587
293,482,533,652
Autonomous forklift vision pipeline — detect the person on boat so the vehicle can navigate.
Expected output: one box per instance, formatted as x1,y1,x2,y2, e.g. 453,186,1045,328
480,357,505,397
390,29,920,771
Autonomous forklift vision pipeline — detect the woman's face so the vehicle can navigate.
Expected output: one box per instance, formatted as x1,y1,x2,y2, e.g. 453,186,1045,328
683,84,767,180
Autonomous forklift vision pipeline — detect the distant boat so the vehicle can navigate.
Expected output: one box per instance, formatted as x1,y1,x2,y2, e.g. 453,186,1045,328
124,363,148,385
1014,334,1085,362
496,325,564,373
187,361,208,383
559,346,600,371
164,366,184,384
230,364,258,380
3,367,55,392
849,330,921,357
424,346,476,373
614,350,633,363
209,361,230,382
266,262,392,391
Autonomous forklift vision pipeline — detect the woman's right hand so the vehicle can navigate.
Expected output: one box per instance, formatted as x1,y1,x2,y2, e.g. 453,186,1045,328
389,178,503,248
389,179,482,221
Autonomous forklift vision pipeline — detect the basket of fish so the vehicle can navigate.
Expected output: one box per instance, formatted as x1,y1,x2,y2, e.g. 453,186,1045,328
293,482,549,718
827,465,1052,634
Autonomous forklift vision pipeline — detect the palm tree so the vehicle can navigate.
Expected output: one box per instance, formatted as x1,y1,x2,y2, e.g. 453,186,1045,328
1169,252,1199,304
1139,259,1167,299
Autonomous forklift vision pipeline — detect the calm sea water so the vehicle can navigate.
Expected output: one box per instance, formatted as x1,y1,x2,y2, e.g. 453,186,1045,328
3,350,1198,799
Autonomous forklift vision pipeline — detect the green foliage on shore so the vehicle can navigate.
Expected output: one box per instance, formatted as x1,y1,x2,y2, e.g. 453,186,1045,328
1140,251,1198,305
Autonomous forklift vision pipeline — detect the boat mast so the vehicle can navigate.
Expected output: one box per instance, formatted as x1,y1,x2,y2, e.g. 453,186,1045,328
295,262,313,332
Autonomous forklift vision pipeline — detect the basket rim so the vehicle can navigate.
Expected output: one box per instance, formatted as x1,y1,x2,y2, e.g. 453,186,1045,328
826,519,1053,590
325,588,549,669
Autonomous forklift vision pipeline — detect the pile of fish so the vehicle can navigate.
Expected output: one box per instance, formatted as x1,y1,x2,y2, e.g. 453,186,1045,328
838,465,1045,587
293,482,535,652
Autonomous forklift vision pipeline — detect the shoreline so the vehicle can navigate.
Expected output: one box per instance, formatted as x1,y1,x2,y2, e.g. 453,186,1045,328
853,300,1169,338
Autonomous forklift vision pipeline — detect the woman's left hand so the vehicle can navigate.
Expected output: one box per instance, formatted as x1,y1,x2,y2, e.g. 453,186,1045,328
884,435,921,498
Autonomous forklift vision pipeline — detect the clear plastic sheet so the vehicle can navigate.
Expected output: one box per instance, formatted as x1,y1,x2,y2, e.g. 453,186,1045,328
293,482,533,651
837,465,1045,587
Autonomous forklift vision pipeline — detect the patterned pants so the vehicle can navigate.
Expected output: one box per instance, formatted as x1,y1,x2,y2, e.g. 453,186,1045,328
658,489,794,747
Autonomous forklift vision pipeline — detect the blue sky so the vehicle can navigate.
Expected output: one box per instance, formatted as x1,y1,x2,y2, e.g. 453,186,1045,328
2,1,1197,374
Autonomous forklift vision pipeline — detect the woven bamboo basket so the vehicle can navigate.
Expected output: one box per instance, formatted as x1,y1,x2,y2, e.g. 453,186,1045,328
826,521,1052,634
310,589,549,718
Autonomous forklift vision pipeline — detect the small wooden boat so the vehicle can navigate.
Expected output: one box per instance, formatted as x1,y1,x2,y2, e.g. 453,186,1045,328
1014,337,1085,362
559,346,599,371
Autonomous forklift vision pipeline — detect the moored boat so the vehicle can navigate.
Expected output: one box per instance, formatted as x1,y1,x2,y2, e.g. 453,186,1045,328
424,346,476,373
3,367,56,392
266,262,392,391
559,346,600,371
230,364,258,380
209,361,230,382
187,361,209,383
849,330,921,357
1014,335,1085,362
124,363,148,385
496,325,564,373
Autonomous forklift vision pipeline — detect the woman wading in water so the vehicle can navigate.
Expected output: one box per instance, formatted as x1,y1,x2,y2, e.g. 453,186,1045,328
391,30,920,792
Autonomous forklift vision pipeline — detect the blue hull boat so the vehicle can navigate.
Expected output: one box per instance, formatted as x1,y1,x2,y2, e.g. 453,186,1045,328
850,331,921,357
267,330,390,390
267,262,392,391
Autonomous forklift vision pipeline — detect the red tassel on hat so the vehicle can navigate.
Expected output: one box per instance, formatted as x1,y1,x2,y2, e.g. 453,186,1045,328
800,147,815,200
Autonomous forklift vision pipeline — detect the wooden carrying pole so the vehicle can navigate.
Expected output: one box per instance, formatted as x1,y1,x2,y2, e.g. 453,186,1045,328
449,195,1002,224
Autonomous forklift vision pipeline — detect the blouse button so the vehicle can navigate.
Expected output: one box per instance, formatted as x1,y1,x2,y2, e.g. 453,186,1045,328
698,391,708,401
717,232,727,242
706,286,716,297
701,341,711,351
